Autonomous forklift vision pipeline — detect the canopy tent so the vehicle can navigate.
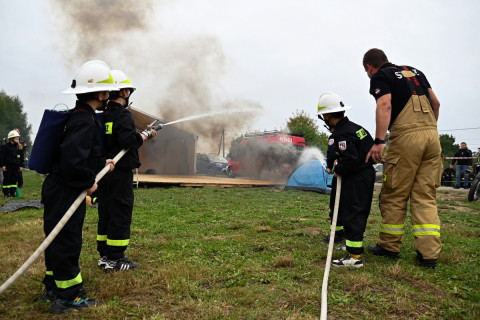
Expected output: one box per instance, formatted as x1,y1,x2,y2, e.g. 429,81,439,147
284,159,332,194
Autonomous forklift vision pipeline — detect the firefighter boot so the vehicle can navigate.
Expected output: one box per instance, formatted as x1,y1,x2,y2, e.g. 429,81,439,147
416,250,437,269
368,244,399,258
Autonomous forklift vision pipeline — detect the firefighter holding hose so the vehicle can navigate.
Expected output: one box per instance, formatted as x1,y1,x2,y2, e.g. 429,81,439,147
41,60,116,313
96,70,156,272
317,92,376,268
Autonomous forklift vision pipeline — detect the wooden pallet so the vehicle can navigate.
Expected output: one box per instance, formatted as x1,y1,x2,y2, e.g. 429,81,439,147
136,174,284,188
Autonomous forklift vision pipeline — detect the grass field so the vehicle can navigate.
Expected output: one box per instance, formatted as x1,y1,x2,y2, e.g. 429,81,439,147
0,170,479,319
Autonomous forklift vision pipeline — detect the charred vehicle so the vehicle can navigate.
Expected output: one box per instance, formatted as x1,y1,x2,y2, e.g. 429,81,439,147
227,131,305,179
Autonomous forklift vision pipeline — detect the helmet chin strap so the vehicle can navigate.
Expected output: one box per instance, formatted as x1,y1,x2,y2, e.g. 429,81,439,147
318,115,335,133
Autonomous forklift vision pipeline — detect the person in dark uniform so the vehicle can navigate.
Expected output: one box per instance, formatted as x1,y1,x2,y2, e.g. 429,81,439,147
450,142,473,189
317,91,375,268
363,48,442,268
0,130,24,198
41,60,116,313
13,128,26,188
97,70,156,272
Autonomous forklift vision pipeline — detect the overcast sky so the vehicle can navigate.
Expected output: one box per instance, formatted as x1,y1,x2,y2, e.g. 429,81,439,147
1,0,479,152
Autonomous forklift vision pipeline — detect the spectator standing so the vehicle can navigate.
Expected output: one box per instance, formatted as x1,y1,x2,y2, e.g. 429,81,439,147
450,142,472,189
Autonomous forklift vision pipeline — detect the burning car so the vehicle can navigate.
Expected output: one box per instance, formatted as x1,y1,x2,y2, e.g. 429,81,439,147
227,131,305,179
196,153,228,176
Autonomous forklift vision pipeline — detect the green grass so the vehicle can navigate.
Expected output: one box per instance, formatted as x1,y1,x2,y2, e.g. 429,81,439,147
0,171,479,319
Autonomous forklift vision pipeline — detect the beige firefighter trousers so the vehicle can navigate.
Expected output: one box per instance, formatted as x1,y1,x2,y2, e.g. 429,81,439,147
378,94,443,260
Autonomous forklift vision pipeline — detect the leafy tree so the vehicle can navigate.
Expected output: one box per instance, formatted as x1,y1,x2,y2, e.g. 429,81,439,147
0,90,33,152
227,135,244,159
439,134,459,168
286,110,329,153
439,134,458,157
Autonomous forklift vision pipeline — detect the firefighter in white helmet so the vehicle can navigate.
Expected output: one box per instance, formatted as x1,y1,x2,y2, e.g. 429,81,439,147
317,91,376,268
0,130,24,198
41,60,116,313
96,70,156,272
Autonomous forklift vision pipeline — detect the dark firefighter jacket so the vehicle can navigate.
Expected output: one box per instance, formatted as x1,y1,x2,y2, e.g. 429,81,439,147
104,101,143,170
326,117,375,176
51,101,106,190
0,142,24,167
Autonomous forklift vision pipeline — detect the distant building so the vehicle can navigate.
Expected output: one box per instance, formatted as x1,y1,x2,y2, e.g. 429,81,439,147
129,107,197,175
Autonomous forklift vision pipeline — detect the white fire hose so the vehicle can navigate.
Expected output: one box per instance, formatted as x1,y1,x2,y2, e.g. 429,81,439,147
320,175,341,320
0,149,128,295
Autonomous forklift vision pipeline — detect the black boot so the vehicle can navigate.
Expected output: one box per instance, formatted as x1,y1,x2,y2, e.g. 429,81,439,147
368,244,399,258
416,250,437,269
323,229,346,244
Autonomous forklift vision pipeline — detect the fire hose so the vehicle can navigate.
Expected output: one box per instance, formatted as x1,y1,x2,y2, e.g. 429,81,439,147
0,108,246,295
320,175,341,320
0,119,164,296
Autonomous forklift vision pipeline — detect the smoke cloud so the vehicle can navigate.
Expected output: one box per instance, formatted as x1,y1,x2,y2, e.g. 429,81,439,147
49,0,263,152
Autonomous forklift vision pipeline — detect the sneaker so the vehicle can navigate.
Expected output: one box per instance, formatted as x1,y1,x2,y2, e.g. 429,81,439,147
453,185,460,189
416,250,437,269
50,288,98,314
332,254,363,268
104,257,138,272
368,244,399,258
323,230,346,244
97,256,108,269
463,186,470,189
40,288,56,303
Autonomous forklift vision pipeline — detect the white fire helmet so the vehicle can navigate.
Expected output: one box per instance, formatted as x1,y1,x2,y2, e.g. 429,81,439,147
7,130,20,139
111,70,136,91
62,60,118,95
317,91,352,116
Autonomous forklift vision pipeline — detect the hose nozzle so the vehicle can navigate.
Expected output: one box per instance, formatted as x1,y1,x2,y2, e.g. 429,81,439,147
141,120,161,140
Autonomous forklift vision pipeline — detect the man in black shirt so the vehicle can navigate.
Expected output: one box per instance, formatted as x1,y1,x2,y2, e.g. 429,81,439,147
450,142,473,189
317,91,375,268
363,48,443,268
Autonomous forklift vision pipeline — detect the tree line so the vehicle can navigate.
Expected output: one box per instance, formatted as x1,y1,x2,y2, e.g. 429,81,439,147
0,90,33,153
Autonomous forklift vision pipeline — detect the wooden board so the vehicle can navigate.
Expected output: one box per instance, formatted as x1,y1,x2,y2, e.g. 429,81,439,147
135,174,284,188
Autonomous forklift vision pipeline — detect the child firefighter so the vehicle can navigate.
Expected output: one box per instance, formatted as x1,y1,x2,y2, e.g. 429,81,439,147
317,91,376,268
0,130,24,198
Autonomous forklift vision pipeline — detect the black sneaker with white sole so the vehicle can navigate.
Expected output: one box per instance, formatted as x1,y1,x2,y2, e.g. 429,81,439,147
104,257,138,272
98,256,108,269
331,254,363,268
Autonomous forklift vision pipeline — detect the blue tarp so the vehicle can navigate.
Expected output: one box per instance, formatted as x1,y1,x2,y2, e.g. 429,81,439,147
284,159,332,194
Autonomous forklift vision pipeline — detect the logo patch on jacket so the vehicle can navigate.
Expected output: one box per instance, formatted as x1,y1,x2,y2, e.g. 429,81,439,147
356,128,368,139
328,139,334,146
338,141,347,151
375,88,381,95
